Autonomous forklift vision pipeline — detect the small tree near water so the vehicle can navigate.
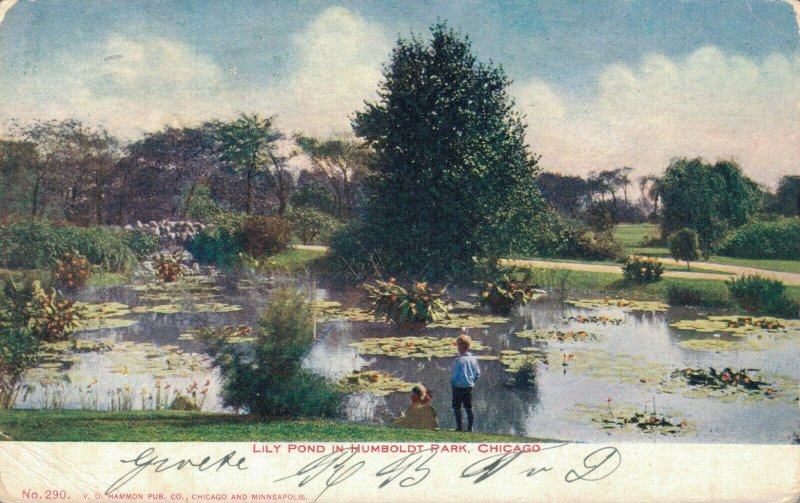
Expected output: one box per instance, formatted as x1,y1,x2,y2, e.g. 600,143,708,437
668,228,701,270
199,287,340,417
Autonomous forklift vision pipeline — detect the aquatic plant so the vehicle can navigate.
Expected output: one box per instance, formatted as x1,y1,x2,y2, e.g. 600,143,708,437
350,336,491,359
338,370,416,396
364,279,449,327
53,251,91,290
565,314,624,325
477,268,544,314
565,298,668,312
154,251,184,283
622,255,664,283
515,329,599,343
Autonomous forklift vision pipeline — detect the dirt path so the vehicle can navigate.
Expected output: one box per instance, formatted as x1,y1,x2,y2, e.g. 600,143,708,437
503,258,800,286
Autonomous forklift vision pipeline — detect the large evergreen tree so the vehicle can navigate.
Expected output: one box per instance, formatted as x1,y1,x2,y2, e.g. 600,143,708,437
352,23,554,278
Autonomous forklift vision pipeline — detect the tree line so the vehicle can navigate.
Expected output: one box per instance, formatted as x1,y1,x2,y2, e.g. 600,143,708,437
0,116,368,225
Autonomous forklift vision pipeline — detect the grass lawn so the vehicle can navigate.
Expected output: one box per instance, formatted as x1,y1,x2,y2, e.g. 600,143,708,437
261,248,328,273
613,224,800,274
0,410,553,442
520,266,800,304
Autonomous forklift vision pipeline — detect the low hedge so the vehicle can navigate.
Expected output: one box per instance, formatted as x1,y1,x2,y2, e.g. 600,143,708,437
718,217,800,260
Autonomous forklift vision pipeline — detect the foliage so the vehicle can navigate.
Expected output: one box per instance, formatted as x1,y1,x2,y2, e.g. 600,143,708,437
665,284,733,308
0,220,138,273
622,255,664,283
182,183,225,222
120,230,160,259
53,251,91,290
241,215,291,257
512,359,538,390
212,114,291,215
668,228,701,268
553,219,623,261
286,207,341,245
290,183,339,216
199,287,341,418
294,135,368,218
352,23,553,279
478,269,540,314
659,158,762,256
153,252,184,283
364,279,449,327
3,280,79,342
0,289,41,409
717,217,800,260
768,175,800,216
672,367,770,392
186,213,244,268
727,275,798,318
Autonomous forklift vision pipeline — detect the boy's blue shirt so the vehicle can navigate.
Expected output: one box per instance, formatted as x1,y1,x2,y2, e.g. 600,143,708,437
451,351,481,388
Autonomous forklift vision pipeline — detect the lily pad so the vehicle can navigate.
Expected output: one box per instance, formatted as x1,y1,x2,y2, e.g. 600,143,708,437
183,325,255,344
349,336,490,358
572,403,690,435
314,301,376,322
565,314,624,325
75,317,139,331
75,301,132,318
499,347,549,373
677,338,762,352
670,316,799,335
515,329,599,343
338,370,416,396
566,298,669,312
428,311,509,329
131,302,242,314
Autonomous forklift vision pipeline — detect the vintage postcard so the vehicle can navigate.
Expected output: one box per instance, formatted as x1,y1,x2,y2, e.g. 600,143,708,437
0,1,798,502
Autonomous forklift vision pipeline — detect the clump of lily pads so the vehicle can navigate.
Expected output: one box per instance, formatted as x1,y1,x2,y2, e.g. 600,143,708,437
565,314,624,325
338,370,416,396
670,367,777,397
576,400,689,435
670,316,798,335
349,336,491,359
677,338,761,352
498,347,548,372
183,325,255,343
515,329,599,343
73,301,137,332
313,300,375,322
565,298,668,312
131,301,242,315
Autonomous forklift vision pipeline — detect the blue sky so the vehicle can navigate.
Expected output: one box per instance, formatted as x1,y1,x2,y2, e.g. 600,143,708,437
0,0,798,185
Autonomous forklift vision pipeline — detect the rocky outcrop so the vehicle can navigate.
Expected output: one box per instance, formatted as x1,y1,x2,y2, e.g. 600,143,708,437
123,220,208,245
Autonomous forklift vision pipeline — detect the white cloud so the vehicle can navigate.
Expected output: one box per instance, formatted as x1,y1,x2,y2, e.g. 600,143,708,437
0,34,225,136
516,47,800,186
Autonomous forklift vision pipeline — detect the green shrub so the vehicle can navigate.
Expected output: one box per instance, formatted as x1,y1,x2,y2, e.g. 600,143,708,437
186,213,244,268
199,287,341,418
241,215,291,257
622,255,664,283
0,320,39,409
286,207,341,245
364,279,449,327
0,220,138,273
183,184,225,223
555,221,623,261
718,217,800,260
290,184,338,216
666,283,733,308
668,228,701,269
727,275,798,318
478,269,539,314
120,230,160,259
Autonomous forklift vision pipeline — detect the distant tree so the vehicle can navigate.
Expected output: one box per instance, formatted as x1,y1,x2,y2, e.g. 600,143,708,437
294,135,368,218
122,125,218,221
773,175,800,216
212,114,291,215
668,228,701,269
15,119,118,223
0,140,39,216
290,182,339,216
659,158,761,257
536,172,593,217
638,175,661,219
351,23,554,277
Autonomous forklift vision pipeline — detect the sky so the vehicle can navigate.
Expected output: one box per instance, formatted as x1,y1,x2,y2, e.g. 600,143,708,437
0,0,798,187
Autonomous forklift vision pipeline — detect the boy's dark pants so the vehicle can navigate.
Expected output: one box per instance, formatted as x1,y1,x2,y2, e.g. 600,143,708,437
451,386,474,431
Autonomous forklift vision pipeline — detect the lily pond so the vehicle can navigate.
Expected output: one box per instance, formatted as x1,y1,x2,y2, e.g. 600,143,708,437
18,260,800,444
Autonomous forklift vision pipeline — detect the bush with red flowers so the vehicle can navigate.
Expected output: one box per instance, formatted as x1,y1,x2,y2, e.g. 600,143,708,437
154,252,184,283
53,251,91,290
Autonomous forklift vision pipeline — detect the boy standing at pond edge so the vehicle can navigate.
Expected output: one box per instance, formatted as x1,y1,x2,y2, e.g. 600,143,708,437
451,332,481,432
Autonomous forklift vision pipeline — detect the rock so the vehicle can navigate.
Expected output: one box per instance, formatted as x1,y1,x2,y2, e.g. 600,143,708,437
123,224,134,230
149,221,157,227
136,220,143,228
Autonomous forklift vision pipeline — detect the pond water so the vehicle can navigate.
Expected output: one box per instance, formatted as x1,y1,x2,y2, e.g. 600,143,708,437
18,263,800,444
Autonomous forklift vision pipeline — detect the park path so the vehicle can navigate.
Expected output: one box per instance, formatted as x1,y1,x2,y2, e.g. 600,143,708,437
502,258,800,286
290,245,800,286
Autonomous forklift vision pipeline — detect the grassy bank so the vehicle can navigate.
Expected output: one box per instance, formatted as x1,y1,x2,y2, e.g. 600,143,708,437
1,268,132,288
614,224,800,274
521,266,800,304
0,410,552,442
